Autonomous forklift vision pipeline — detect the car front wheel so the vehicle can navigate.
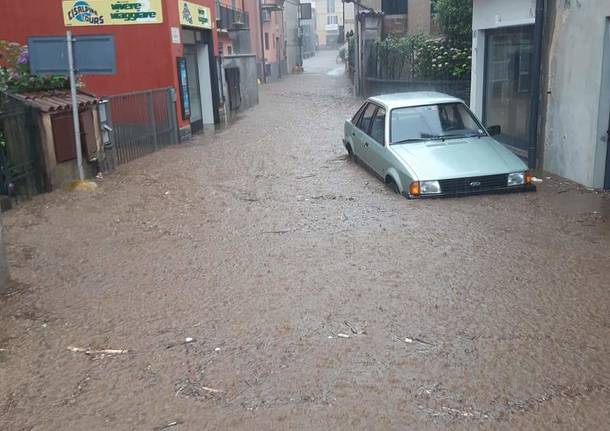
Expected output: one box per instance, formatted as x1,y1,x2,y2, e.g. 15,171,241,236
345,143,354,159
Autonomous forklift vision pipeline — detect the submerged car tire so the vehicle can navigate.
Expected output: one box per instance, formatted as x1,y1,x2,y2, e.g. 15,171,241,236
345,143,354,160
387,177,400,194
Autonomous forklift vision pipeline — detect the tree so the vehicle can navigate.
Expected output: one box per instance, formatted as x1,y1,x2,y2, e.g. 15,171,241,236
433,0,473,42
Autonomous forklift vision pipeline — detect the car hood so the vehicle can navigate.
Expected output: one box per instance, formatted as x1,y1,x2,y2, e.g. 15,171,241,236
391,137,527,181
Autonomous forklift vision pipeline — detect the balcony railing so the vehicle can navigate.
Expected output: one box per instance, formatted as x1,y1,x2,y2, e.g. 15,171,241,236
218,5,249,31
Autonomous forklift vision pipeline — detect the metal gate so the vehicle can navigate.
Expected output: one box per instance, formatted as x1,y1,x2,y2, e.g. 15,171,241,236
225,67,241,112
0,96,42,198
102,88,178,171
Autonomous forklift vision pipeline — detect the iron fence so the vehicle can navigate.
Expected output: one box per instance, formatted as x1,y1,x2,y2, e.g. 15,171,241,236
362,40,472,101
102,88,178,171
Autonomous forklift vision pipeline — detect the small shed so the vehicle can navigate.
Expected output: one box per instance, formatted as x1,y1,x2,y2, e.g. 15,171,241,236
9,90,101,190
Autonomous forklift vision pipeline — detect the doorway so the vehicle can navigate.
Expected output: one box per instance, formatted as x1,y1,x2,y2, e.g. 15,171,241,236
183,29,218,134
483,25,534,158
184,45,203,133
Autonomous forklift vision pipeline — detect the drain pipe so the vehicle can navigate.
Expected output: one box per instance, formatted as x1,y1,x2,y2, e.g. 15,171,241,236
528,0,545,168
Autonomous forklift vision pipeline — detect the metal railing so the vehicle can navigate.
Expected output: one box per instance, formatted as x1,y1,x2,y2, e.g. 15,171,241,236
102,88,178,171
218,5,249,31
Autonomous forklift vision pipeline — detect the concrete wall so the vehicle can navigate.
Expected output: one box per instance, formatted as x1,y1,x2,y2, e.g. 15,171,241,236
470,0,536,115
407,0,432,35
284,0,300,71
541,1,610,188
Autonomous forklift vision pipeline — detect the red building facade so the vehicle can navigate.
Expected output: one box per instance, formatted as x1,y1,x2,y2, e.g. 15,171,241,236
0,0,222,138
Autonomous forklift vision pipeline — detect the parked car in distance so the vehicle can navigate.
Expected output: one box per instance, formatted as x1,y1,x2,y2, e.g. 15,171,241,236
343,92,536,198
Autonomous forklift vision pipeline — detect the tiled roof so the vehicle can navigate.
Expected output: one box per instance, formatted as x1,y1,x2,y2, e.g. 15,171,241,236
9,90,99,113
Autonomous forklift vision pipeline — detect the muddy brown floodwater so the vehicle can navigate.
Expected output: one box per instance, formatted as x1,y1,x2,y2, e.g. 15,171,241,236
1,51,609,430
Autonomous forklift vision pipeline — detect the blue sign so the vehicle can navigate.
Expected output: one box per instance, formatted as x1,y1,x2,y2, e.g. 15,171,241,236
177,57,190,120
28,35,116,75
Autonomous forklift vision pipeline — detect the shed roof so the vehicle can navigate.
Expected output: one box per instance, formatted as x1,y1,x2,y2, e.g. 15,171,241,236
9,90,99,113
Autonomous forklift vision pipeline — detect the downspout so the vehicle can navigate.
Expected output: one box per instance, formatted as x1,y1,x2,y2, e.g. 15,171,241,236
528,0,545,169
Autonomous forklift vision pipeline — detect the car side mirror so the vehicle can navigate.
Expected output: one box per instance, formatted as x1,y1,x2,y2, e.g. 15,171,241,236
487,125,501,136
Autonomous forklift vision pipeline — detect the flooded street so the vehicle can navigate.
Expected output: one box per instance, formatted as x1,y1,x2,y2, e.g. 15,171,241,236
1,50,609,430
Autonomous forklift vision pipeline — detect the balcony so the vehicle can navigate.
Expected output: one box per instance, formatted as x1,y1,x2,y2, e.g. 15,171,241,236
218,5,249,32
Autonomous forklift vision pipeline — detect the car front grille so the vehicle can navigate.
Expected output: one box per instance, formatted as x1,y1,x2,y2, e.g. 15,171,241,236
438,174,508,195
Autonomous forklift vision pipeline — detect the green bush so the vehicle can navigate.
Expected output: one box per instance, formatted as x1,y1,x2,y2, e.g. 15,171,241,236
373,34,471,80
0,40,70,93
432,0,473,43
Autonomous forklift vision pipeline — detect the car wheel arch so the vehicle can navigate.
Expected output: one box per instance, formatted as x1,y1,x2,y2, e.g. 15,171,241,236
384,170,403,194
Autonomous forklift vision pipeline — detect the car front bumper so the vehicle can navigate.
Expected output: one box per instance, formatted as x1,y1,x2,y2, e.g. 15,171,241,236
409,184,537,199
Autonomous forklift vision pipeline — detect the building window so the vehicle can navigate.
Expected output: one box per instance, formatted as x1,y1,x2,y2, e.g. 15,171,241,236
264,32,269,50
262,9,271,22
382,0,407,15
227,45,232,55
327,15,337,25
327,1,335,14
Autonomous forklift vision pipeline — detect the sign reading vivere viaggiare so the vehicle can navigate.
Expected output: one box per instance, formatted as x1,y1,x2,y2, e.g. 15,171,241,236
179,1,212,29
62,0,164,26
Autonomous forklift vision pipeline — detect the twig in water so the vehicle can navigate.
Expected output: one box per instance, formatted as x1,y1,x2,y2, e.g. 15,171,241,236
67,346,128,355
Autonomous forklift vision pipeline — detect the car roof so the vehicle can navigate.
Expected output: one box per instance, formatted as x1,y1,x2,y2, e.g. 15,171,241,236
367,91,463,110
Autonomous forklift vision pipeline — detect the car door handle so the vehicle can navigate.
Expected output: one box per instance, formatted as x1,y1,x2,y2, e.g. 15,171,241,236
364,142,369,147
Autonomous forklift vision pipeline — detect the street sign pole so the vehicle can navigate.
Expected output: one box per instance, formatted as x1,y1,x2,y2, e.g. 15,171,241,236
66,31,85,181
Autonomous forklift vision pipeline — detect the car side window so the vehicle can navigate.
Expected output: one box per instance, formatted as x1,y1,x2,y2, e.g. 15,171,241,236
352,102,367,124
357,103,377,133
369,107,386,145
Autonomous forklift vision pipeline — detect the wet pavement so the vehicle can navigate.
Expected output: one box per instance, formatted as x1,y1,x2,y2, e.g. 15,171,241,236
1,50,609,430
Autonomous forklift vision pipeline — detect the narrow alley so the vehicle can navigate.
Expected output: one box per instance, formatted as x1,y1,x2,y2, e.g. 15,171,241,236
1,50,609,430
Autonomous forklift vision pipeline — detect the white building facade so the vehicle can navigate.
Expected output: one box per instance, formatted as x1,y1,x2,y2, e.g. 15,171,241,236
471,0,610,189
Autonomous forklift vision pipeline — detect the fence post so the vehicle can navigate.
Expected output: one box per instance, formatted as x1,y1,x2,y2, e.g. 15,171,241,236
168,88,178,145
147,91,159,151
0,212,9,294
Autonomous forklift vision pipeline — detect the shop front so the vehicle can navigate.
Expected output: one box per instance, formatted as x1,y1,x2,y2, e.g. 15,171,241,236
0,0,222,142
176,1,220,137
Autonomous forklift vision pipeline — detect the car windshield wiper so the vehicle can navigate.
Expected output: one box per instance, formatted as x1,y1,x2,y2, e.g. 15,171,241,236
391,138,430,145
420,133,444,140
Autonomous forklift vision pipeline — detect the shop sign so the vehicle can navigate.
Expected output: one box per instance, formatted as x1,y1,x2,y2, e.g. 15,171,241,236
179,1,212,29
62,0,163,26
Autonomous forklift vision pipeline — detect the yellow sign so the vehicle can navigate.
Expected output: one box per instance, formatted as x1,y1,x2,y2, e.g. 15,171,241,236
63,0,163,26
179,1,212,29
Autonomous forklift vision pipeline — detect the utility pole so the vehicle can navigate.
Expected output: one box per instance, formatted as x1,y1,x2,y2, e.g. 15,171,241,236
66,31,85,181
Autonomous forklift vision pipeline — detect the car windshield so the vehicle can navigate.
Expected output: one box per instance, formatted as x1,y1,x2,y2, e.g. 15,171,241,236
390,103,484,144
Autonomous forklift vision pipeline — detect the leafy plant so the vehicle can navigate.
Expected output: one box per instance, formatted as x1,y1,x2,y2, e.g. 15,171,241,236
0,40,70,93
432,0,473,43
373,34,471,80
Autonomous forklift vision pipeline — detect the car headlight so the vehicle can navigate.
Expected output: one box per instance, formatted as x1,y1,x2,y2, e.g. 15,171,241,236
420,180,442,195
507,172,525,186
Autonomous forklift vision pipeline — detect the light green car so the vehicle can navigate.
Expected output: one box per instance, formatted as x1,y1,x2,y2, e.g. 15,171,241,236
343,92,536,198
